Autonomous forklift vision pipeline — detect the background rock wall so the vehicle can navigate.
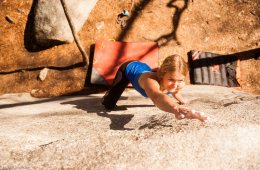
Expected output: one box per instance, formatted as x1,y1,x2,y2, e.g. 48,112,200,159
0,0,259,96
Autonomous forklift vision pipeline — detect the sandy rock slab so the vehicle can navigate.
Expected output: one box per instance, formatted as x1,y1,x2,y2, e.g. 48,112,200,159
0,85,259,169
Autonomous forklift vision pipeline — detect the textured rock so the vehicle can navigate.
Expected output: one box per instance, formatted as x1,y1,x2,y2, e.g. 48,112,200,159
0,85,259,169
34,0,98,46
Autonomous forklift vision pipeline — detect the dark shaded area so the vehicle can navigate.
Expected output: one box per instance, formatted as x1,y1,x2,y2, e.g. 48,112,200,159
5,16,15,24
81,43,109,94
0,62,85,75
0,90,153,130
100,112,134,130
0,93,153,131
139,122,173,130
62,97,153,130
84,44,96,86
72,85,108,96
188,48,260,85
155,0,190,46
24,0,64,52
116,0,187,45
117,0,152,41
0,95,71,109
188,48,260,68
138,114,176,130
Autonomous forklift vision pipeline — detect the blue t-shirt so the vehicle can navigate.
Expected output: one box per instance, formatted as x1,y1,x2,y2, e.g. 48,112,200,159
125,61,152,97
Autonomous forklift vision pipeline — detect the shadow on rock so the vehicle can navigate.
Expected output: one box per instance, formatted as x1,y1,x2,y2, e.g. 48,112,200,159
97,112,134,131
139,114,173,130
61,97,135,130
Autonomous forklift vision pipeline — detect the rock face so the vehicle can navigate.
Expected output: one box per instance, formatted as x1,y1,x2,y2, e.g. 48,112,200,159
34,0,98,46
1,0,259,95
0,85,259,169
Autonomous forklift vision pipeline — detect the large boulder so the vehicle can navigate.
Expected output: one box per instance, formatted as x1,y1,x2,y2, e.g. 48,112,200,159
34,0,98,47
0,85,259,169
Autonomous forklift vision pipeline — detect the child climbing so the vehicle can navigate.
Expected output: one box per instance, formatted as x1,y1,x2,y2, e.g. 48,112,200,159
102,55,207,122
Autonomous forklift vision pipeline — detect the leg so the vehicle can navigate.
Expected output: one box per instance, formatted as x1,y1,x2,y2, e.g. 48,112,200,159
102,61,132,109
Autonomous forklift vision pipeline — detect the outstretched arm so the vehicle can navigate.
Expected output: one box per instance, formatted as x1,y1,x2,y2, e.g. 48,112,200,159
139,74,207,122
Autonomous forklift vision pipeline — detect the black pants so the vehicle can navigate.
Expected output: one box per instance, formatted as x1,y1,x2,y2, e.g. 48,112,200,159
102,61,133,109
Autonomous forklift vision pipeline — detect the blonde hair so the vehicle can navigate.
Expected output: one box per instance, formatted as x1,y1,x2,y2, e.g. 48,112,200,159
157,55,188,79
